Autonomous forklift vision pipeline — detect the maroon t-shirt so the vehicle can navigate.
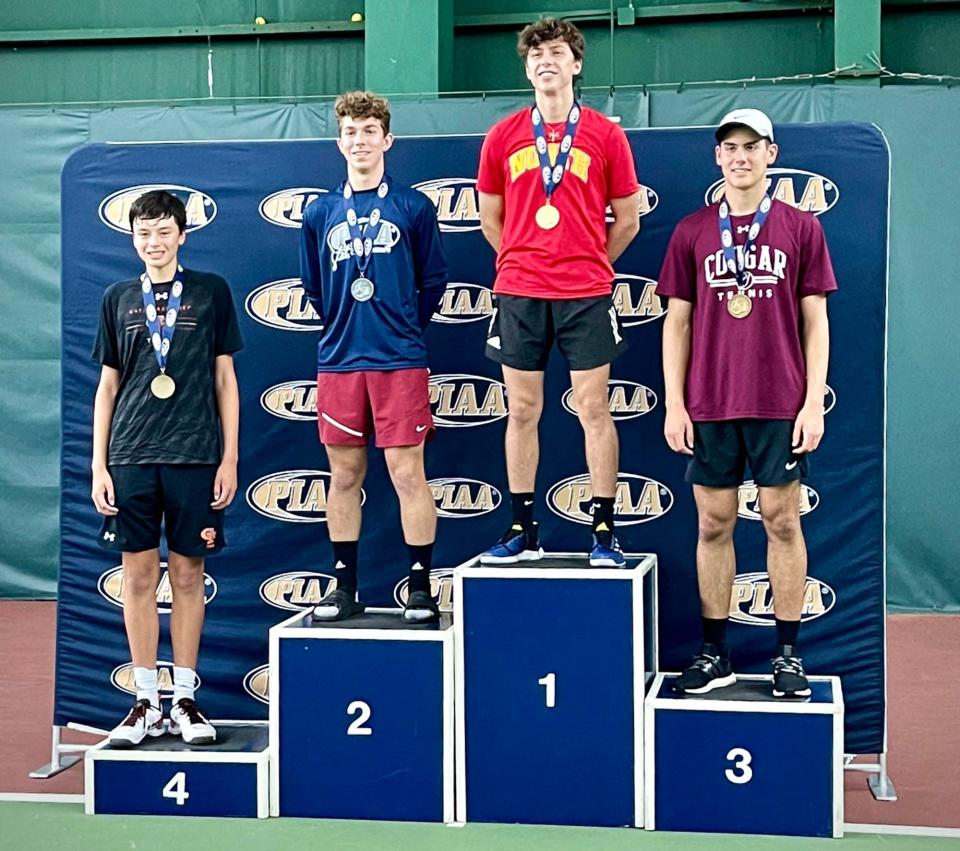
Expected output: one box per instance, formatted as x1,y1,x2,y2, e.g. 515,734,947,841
656,199,837,421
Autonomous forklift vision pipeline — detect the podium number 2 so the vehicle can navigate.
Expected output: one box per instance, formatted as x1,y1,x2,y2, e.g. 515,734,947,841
725,747,753,784
538,673,556,708
162,771,189,805
347,700,373,735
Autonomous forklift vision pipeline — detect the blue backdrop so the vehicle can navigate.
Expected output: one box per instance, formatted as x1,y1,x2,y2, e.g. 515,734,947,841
58,122,888,755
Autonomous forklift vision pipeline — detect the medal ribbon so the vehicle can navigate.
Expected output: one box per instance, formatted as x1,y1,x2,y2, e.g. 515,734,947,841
342,179,389,279
531,101,581,204
140,267,184,376
717,194,772,293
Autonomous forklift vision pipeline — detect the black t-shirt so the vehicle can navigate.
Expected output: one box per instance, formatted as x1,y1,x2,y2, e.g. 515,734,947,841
93,268,243,465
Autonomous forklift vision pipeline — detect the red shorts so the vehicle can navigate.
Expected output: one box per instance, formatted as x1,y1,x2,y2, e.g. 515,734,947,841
315,368,436,447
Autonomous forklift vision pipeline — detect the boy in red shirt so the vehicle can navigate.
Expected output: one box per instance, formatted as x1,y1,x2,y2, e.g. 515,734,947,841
477,17,640,566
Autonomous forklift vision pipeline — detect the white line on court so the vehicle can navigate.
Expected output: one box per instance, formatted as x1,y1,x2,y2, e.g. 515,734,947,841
0,793,84,803
846,823,960,838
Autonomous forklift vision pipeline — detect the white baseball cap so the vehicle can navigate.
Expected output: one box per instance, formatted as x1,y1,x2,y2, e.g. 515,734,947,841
715,108,775,143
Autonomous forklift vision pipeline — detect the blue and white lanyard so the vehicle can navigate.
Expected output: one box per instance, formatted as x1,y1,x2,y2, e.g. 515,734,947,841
717,194,772,291
140,268,183,374
342,180,389,278
531,102,581,202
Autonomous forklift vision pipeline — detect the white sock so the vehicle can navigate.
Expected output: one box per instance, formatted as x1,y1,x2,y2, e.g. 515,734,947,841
172,666,196,703
133,667,159,707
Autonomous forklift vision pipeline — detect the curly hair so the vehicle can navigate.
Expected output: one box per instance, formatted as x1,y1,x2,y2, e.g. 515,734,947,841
516,17,585,63
334,90,391,135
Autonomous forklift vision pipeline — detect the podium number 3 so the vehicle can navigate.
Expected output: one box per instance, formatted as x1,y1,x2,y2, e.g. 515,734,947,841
162,771,189,805
725,747,753,784
347,700,373,735
538,672,556,708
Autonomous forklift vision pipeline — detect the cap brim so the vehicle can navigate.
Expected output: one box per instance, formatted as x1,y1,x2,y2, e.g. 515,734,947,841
715,122,772,142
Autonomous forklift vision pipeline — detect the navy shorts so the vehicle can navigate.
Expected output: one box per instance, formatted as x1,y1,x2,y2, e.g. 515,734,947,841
97,464,225,557
485,294,627,371
686,419,809,488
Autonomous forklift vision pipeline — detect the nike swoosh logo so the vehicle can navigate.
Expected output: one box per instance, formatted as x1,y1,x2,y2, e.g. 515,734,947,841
523,500,534,506
785,460,798,471
415,425,427,432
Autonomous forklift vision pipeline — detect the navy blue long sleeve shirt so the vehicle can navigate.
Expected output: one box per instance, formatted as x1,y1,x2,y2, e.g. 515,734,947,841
299,175,448,372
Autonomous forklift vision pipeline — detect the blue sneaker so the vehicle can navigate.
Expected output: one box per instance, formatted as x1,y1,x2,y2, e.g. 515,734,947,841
479,522,544,564
590,528,626,567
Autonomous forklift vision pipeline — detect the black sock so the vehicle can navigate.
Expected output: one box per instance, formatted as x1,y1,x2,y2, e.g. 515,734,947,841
511,492,536,529
702,616,729,654
406,542,434,595
775,618,800,650
331,540,359,595
591,496,615,533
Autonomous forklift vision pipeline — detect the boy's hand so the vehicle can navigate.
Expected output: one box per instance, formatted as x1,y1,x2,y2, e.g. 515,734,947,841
211,460,238,509
91,468,119,515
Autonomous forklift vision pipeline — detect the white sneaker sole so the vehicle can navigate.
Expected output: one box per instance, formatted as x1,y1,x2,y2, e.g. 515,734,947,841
169,724,217,745
679,673,737,694
589,555,627,567
479,548,544,565
108,724,164,748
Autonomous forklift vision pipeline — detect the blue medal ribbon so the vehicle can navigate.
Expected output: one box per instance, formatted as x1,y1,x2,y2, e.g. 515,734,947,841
717,194,773,293
342,179,389,282
531,102,581,204
140,267,184,377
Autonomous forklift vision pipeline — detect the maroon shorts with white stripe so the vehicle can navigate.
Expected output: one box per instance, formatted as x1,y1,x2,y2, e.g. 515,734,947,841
315,368,436,448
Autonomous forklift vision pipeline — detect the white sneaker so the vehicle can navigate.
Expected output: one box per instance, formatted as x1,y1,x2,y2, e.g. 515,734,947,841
168,698,217,745
108,699,164,748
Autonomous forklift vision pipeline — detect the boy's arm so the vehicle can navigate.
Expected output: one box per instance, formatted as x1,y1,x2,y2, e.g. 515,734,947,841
299,210,325,322
91,366,120,515
662,298,695,455
607,192,640,263
793,293,829,453
212,354,240,509
413,200,449,329
478,192,504,253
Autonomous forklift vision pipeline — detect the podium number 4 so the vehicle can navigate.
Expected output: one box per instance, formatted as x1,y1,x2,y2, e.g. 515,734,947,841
162,771,190,805
538,673,556,708
347,700,373,735
725,747,753,784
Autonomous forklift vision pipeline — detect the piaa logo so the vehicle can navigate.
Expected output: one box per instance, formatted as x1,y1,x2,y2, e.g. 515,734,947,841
428,374,508,428
259,571,338,611
246,470,365,523
605,183,659,223
99,184,217,233
259,187,327,228
429,478,502,518
705,168,840,215
737,479,820,520
432,282,494,324
261,380,317,421
243,664,270,704
394,567,455,613
111,660,199,698
413,178,480,232
824,384,836,415
245,278,323,332
562,380,657,421
98,564,217,614
730,572,837,626
613,275,666,327
547,473,673,526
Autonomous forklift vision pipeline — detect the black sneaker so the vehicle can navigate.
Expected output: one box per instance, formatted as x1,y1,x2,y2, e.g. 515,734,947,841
771,645,811,698
676,643,736,694
403,589,439,623
312,588,365,622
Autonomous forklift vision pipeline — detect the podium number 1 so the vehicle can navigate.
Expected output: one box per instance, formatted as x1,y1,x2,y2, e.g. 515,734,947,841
538,672,556,708
162,771,189,805
347,700,373,735
725,747,753,784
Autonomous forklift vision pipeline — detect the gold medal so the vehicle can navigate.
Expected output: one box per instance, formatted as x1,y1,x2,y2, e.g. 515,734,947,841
535,204,561,230
150,373,176,399
727,293,753,319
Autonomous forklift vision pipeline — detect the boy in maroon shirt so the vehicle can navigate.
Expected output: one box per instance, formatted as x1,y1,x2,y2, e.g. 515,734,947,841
477,17,640,567
657,109,837,698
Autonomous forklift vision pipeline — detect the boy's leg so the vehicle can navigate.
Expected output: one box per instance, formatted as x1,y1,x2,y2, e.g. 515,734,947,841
122,548,162,669
167,550,206,671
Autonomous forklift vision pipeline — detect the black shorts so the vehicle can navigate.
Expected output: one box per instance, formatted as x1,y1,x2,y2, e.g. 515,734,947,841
686,419,809,488
97,464,226,557
485,294,627,371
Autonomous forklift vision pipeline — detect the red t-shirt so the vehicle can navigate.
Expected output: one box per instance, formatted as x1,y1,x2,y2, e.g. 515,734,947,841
477,105,639,299
656,199,838,421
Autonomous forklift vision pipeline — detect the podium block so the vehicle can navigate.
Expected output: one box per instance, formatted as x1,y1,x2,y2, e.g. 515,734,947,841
269,609,454,822
455,553,657,827
645,673,844,837
85,723,268,818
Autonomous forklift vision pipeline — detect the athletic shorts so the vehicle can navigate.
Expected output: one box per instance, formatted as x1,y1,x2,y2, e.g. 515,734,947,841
686,419,809,488
485,294,627,371
315,368,436,447
97,464,225,556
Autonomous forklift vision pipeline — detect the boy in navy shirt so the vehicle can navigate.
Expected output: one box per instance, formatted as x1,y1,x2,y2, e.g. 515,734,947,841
300,91,447,622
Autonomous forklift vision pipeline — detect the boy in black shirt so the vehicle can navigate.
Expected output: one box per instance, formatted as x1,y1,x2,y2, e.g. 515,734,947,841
91,190,242,746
